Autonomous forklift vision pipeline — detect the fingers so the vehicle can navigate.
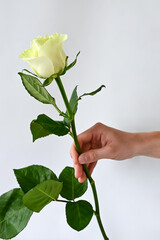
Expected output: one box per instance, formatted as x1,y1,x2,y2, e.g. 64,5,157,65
74,162,97,183
78,172,87,183
70,130,92,164
74,163,86,182
74,163,83,178
79,147,108,164
70,124,103,182
88,162,97,175
77,163,97,183
70,143,79,164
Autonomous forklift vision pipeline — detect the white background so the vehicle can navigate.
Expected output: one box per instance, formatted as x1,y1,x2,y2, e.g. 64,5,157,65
0,0,160,239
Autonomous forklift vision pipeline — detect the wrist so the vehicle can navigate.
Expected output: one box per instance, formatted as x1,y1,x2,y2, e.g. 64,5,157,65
133,132,160,158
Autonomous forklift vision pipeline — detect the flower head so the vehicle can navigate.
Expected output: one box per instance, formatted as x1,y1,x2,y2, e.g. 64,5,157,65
19,33,67,78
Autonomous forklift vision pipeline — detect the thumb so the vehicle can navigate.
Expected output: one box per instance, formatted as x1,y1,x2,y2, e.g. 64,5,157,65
79,148,107,164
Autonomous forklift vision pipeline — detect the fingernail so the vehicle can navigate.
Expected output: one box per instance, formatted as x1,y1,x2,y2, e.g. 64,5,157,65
78,177,83,183
79,155,87,164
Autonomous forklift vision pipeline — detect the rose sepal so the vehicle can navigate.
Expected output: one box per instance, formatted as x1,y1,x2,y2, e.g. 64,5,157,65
61,52,80,76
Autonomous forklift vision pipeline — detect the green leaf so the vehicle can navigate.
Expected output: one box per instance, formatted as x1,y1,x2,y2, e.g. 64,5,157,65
23,180,63,212
18,72,56,105
14,165,57,193
0,188,32,239
79,85,106,99
69,86,79,113
30,114,69,142
63,85,105,126
66,200,93,231
59,167,88,200
64,86,78,127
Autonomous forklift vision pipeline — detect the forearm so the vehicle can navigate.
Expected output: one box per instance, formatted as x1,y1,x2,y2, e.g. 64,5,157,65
134,131,160,158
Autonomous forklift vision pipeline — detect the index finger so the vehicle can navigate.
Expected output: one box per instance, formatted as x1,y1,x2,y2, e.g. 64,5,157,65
76,128,93,151
70,128,93,164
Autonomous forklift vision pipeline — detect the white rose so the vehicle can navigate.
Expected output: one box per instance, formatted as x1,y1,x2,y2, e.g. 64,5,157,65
19,33,67,78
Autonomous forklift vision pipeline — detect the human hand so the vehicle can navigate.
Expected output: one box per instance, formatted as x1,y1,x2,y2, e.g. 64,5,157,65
70,123,139,182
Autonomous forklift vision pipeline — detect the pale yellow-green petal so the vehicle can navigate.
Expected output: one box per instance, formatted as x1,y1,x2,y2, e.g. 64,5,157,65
50,33,68,43
39,38,66,73
31,35,49,56
19,48,35,61
26,56,55,78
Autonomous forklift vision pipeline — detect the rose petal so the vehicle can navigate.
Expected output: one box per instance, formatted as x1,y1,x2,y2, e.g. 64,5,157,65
50,33,68,43
27,56,55,78
39,34,67,73
19,48,35,60
31,36,49,56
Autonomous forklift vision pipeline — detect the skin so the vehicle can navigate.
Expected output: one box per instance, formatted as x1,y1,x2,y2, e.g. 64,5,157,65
70,122,160,183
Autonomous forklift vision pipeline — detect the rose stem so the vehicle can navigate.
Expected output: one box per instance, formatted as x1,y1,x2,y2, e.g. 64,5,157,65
55,76,109,240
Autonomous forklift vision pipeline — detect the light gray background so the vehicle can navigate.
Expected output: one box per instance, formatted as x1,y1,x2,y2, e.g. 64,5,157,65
0,0,160,239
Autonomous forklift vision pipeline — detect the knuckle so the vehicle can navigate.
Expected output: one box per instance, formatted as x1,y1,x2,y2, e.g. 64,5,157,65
94,122,103,129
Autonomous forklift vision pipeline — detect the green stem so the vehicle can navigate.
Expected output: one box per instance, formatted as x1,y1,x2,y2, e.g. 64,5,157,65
56,199,69,203
55,76,109,240
71,119,109,240
51,102,66,118
55,76,73,119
